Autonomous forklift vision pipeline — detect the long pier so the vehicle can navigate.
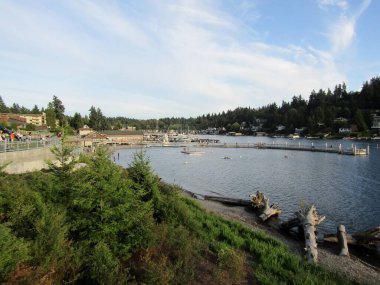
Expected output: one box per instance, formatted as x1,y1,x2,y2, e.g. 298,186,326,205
202,142,370,156
147,142,370,156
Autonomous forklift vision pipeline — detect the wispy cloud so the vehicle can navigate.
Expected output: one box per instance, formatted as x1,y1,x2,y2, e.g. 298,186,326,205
321,0,372,55
318,0,349,10
0,0,365,118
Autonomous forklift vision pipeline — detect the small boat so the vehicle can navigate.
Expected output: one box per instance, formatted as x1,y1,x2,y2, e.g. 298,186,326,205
288,134,300,140
372,137,380,140
355,148,368,155
181,147,205,155
222,156,231,159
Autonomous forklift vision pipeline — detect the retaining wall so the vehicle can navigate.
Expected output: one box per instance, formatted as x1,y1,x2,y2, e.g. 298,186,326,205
0,147,56,174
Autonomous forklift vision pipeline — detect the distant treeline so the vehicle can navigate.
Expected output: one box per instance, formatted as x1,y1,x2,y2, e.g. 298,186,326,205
1,76,379,135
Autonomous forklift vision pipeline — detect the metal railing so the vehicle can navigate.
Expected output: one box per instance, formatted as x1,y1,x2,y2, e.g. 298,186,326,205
0,138,59,153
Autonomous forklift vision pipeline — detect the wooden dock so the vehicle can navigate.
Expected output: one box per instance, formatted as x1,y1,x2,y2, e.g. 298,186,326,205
197,142,370,156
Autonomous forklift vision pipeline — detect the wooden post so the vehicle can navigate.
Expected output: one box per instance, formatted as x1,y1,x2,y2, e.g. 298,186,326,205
337,225,349,257
367,145,370,155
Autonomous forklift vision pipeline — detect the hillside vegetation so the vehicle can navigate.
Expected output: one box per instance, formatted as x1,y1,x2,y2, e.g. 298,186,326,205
0,145,364,284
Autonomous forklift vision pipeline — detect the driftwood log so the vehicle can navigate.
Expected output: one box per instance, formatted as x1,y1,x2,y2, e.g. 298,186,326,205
250,191,281,221
324,226,380,256
203,195,251,206
295,205,325,263
250,191,265,208
337,225,349,257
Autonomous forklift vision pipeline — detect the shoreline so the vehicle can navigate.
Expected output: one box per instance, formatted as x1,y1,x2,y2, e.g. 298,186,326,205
180,190,380,285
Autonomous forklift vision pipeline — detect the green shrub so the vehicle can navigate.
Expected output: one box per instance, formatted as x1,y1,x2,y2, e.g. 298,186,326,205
89,241,121,285
0,224,30,282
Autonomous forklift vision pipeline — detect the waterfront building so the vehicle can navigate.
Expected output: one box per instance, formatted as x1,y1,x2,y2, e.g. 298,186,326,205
0,112,46,126
372,115,380,130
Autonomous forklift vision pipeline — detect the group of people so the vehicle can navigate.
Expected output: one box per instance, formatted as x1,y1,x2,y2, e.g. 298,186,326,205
0,130,19,142
0,130,33,143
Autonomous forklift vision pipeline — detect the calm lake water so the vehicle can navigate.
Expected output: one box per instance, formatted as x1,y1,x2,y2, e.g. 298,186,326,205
116,136,380,234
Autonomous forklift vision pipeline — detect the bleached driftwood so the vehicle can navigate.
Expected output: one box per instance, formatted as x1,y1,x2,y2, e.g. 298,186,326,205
296,205,325,263
324,226,380,255
250,192,281,221
337,225,349,257
259,199,282,221
352,226,380,251
249,191,265,209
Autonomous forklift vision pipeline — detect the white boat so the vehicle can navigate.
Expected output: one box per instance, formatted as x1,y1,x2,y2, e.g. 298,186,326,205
372,137,380,140
288,134,300,140
181,147,205,155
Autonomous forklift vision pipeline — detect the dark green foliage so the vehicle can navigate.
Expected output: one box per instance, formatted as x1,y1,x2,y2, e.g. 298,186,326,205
52,95,65,126
0,95,8,113
69,112,84,130
0,178,46,239
0,224,30,282
88,105,109,130
89,241,121,285
69,148,154,267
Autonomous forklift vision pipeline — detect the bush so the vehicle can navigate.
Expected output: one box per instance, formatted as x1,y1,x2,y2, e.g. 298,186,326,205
0,224,30,282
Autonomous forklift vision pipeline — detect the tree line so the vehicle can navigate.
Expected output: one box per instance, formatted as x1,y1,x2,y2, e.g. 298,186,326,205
1,76,379,135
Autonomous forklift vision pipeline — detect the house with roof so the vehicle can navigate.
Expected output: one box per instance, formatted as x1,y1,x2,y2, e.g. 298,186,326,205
371,115,380,131
1,112,46,126
339,127,352,134
82,131,108,147
0,114,27,129
81,130,144,147
78,125,94,137
100,130,144,145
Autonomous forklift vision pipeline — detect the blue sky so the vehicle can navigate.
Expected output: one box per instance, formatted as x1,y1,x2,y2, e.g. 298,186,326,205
0,0,379,119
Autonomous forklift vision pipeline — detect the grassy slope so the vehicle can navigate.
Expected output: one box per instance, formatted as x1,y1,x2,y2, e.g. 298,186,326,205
173,192,363,285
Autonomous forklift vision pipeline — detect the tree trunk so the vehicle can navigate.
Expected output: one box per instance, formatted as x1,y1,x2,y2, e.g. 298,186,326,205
337,225,349,257
296,205,325,263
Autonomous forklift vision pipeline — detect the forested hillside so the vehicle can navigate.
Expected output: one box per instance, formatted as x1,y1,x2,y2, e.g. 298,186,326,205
1,77,379,135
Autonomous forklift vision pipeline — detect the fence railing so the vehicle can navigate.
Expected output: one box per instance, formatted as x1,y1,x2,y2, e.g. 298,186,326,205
0,138,60,153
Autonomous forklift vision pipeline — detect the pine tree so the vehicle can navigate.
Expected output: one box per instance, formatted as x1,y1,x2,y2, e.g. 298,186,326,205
0,95,8,113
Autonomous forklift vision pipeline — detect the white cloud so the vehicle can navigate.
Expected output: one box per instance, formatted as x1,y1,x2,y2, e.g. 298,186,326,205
322,0,371,56
318,0,349,10
0,0,353,118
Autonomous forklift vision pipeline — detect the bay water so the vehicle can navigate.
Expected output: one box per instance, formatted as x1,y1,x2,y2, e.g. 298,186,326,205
116,136,380,234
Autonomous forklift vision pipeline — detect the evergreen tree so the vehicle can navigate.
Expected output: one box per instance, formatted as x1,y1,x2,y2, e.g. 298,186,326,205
45,102,57,130
0,96,8,113
31,105,40,114
70,112,83,130
52,95,65,126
